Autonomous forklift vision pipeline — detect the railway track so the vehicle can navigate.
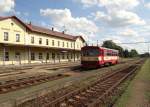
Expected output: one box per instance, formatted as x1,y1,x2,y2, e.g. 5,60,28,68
0,62,79,77
0,71,25,78
0,73,69,94
40,65,138,107
16,59,144,107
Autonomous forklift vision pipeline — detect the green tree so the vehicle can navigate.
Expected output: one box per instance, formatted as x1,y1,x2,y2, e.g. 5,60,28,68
102,40,124,57
129,49,138,57
140,52,150,57
123,49,130,58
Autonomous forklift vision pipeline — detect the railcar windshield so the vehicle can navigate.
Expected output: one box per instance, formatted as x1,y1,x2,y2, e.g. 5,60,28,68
82,48,100,56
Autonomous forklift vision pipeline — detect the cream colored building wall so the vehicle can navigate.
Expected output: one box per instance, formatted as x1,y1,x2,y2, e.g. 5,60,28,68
0,46,3,65
0,48,79,65
1,47,28,65
74,37,84,60
0,19,27,45
0,18,84,50
26,32,75,49
28,48,56,64
0,18,85,65
75,38,84,50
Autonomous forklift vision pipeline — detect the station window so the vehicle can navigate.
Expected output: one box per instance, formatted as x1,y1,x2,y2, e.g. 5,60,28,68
52,53,55,59
58,41,60,47
62,42,64,47
62,53,65,59
71,53,73,59
46,53,49,60
15,52,20,58
71,43,72,48
46,39,49,45
31,36,34,44
67,42,69,48
11,23,14,26
39,53,43,59
77,54,79,59
4,32,9,41
39,38,42,44
52,40,55,46
16,34,20,42
57,53,60,59
31,53,35,60
67,53,69,59
5,52,9,61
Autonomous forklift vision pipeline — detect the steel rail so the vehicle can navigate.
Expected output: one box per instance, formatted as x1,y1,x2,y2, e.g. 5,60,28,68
42,65,138,107
0,74,69,94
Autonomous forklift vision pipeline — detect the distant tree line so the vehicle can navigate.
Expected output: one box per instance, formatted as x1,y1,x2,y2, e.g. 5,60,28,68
140,52,150,57
102,40,139,58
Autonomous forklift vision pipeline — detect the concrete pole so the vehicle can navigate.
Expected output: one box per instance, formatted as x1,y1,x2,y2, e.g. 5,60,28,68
3,46,5,66
74,42,75,62
28,47,31,64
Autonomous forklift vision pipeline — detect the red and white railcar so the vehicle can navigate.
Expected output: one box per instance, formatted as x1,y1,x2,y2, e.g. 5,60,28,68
81,46,119,68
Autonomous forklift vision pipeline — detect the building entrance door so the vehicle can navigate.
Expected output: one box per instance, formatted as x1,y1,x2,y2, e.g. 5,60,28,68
15,52,21,65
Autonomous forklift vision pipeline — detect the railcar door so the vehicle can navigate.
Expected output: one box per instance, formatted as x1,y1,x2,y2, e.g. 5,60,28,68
100,48,104,64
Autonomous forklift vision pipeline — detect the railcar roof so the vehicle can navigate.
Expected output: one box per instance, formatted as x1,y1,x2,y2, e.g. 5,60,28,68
82,46,119,52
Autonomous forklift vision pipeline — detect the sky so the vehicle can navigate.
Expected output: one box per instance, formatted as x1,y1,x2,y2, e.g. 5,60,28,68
0,0,150,53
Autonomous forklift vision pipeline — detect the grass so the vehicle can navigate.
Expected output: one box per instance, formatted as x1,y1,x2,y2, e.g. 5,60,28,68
145,91,150,103
0,58,142,106
114,58,150,107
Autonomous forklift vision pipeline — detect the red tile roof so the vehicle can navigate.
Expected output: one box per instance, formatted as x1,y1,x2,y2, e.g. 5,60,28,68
26,24,77,41
0,16,85,42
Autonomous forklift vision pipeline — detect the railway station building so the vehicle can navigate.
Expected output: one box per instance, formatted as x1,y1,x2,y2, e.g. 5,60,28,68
0,16,85,65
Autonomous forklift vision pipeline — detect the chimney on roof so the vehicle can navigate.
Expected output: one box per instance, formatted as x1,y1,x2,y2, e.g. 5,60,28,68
29,21,32,25
62,31,65,34
52,27,54,31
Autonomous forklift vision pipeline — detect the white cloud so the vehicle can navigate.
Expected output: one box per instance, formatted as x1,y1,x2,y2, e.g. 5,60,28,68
0,0,15,14
75,0,148,53
12,10,21,16
99,0,140,11
144,2,150,9
40,8,99,40
101,33,147,53
102,36,123,44
24,12,29,16
76,0,140,10
76,0,97,7
118,28,139,37
94,10,145,27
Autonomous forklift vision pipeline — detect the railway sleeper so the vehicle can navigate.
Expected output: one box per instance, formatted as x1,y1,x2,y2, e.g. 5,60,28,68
97,84,113,88
74,95,88,101
79,92,93,98
10,85,18,89
90,88,106,95
90,87,103,92
0,88,8,92
78,92,98,101
67,99,87,107
93,85,110,91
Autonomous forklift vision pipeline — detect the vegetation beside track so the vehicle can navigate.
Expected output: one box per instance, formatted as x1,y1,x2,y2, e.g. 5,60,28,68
114,58,150,107
0,59,141,107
